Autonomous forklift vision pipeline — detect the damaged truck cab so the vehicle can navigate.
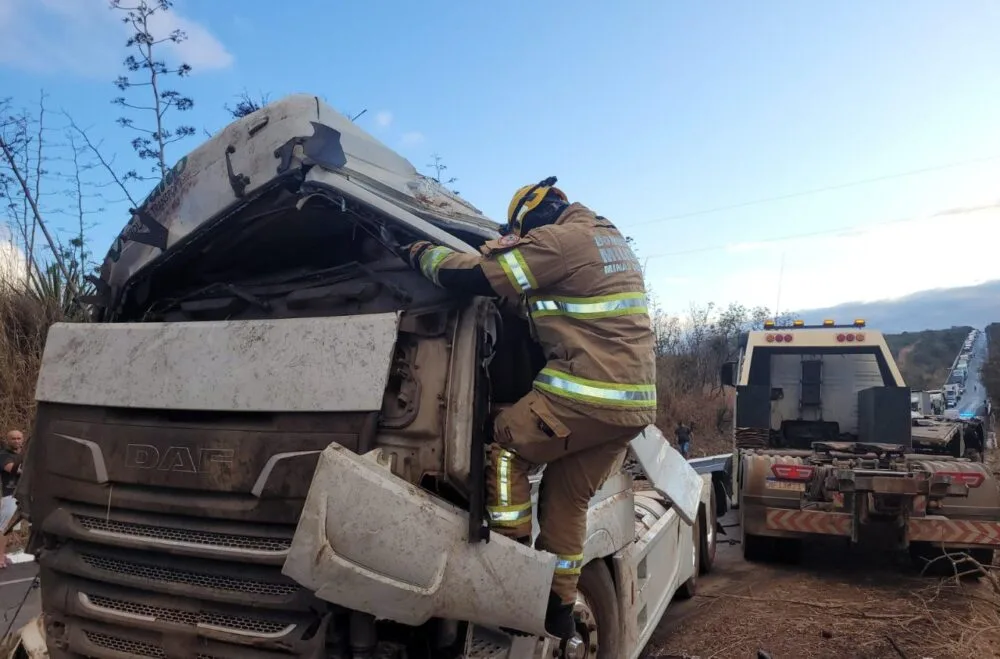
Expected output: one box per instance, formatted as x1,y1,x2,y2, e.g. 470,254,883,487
11,95,714,659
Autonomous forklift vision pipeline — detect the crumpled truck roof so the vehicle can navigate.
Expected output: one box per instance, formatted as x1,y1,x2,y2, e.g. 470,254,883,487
99,93,502,299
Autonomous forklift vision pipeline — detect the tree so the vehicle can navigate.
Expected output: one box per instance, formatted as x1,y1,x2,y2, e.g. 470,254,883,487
225,90,270,119
110,0,195,182
0,97,76,295
427,153,459,195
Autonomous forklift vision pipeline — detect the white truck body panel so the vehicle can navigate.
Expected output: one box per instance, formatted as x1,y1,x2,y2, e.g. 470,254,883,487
282,444,558,637
629,426,701,526
283,428,707,653
34,314,400,412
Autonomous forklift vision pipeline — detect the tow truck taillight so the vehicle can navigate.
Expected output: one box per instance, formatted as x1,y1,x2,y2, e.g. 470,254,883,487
938,471,985,488
771,464,815,481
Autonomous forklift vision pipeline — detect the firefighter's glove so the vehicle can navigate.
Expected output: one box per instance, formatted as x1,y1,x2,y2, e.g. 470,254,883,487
403,240,434,270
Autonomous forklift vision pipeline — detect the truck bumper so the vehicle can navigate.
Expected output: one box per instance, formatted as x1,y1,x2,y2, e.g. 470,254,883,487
764,507,1000,547
0,616,47,659
282,444,557,637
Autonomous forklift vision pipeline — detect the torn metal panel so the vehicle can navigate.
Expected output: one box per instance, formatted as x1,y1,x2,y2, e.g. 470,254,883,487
0,616,46,658
35,314,400,412
629,426,703,526
282,444,556,637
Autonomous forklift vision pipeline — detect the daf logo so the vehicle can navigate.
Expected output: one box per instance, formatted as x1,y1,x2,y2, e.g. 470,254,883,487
125,444,234,473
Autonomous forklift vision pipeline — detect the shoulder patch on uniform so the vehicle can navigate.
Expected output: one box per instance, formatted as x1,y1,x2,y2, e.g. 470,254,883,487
498,234,521,248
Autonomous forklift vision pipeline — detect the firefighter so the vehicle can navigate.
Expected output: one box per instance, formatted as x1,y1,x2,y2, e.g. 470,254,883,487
403,177,656,640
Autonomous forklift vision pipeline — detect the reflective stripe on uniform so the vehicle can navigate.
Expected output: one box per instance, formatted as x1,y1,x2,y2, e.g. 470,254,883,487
496,448,514,507
491,449,530,529
418,246,456,286
496,249,538,293
535,368,656,409
554,553,584,575
529,292,647,319
487,502,532,528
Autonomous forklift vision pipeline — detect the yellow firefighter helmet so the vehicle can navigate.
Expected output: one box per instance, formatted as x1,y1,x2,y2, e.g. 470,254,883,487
506,176,567,236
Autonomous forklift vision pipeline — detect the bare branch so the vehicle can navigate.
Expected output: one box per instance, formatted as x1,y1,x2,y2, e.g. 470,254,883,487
0,135,76,295
62,112,139,208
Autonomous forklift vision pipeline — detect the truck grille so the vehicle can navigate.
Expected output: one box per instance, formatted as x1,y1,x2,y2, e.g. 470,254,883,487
31,404,379,658
74,515,293,555
85,630,167,658
79,552,299,597
81,593,295,637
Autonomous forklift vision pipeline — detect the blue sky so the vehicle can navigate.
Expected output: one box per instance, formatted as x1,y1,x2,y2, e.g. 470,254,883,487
2,0,1000,315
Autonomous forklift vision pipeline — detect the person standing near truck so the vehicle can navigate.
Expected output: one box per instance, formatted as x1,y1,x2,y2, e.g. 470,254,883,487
404,176,656,640
0,430,24,568
675,421,692,458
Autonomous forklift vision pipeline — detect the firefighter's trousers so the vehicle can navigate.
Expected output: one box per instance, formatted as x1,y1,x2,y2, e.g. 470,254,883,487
485,390,643,605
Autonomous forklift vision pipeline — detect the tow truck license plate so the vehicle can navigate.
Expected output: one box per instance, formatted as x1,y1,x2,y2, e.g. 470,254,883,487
765,479,805,492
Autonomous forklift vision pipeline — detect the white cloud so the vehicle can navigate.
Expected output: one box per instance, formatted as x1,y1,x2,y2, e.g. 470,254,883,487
654,201,1000,315
401,131,425,146
145,5,233,71
374,111,393,128
0,241,27,288
0,0,232,77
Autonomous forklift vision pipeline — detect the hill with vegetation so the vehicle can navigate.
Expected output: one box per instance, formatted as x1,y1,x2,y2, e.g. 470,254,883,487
884,326,972,391
981,323,1000,409
801,280,1000,333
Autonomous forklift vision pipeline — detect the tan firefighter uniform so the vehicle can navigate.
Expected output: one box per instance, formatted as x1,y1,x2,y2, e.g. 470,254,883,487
413,202,656,604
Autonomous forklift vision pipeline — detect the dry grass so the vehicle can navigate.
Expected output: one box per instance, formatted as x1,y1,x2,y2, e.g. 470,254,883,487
654,355,734,457
0,284,62,434
0,284,63,555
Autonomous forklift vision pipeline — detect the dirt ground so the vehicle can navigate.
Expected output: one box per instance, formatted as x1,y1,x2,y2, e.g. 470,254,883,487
642,450,1000,659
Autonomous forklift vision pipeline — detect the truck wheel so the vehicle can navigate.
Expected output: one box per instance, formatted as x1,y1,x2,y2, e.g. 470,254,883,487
699,494,717,575
574,560,622,659
677,515,701,598
740,505,770,562
742,528,770,562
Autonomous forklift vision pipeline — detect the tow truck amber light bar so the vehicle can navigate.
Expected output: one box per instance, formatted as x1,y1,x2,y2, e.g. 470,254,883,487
938,471,985,488
762,318,866,330
771,464,815,481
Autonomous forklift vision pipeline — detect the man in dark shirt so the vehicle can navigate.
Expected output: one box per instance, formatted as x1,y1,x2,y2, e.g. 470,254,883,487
675,421,692,459
0,429,24,568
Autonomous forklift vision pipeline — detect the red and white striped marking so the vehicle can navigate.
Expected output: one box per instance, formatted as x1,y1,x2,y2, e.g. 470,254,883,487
908,518,1000,546
766,509,852,537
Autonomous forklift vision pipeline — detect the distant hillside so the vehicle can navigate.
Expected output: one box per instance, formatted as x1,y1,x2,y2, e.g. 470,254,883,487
885,326,971,390
799,280,1000,333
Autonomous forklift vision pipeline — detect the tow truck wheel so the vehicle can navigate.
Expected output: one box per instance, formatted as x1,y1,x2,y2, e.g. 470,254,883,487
699,493,717,575
677,515,701,599
573,560,621,659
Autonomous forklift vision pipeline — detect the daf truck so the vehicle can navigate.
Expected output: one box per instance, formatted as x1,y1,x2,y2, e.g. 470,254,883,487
5,95,721,659
720,321,1000,569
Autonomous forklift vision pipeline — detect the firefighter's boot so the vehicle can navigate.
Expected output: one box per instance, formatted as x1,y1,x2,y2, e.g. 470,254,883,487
544,591,576,640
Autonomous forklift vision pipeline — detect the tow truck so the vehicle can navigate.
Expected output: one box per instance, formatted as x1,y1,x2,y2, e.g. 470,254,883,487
721,320,1000,569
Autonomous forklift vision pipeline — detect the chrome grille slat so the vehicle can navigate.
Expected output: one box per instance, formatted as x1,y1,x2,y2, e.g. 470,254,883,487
74,515,291,554
84,630,165,658
81,593,294,638
79,552,298,597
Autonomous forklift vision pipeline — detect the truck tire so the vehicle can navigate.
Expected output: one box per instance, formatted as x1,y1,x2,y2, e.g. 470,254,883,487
699,492,717,575
741,527,770,562
677,515,701,598
575,560,622,659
